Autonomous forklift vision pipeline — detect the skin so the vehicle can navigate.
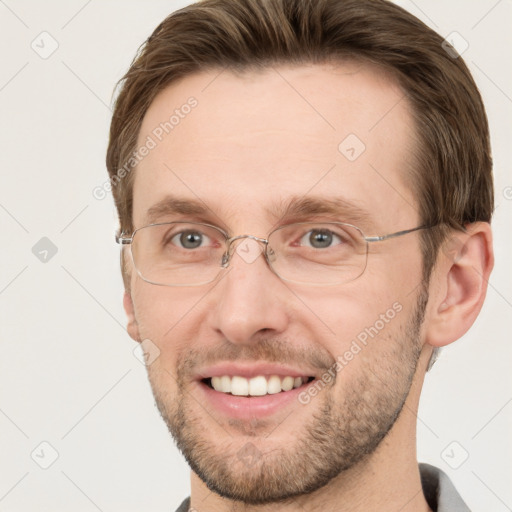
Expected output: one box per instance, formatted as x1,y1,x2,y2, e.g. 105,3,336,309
122,62,493,511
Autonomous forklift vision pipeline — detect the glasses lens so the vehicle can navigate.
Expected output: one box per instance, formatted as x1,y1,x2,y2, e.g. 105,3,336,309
267,222,367,285
131,223,226,286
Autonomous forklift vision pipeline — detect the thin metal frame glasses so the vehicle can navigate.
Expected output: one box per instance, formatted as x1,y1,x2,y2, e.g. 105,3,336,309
116,221,431,287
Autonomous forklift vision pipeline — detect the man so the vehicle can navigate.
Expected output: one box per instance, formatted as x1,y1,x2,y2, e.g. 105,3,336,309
106,0,494,510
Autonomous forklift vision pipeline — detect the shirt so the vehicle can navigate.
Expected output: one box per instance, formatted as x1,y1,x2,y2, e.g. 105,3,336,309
174,462,470,511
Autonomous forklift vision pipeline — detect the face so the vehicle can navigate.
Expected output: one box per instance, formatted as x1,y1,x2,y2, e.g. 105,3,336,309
127,62,429,504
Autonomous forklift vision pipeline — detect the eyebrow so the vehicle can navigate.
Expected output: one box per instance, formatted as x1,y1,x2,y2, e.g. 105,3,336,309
269,195,374,229
143,194,374,230
144,195,223,228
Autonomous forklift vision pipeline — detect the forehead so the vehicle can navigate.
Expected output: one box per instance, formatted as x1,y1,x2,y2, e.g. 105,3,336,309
132,62,419,232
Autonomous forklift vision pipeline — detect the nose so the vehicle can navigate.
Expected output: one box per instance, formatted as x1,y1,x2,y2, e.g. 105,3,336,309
210,239,289,346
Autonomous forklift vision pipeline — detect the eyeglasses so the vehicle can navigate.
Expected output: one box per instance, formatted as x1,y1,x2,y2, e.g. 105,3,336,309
116,221,431,287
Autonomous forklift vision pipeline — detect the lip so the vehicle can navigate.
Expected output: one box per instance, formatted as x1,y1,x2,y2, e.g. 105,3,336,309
196,377,315,420
194,362,319,381
193,362,321,420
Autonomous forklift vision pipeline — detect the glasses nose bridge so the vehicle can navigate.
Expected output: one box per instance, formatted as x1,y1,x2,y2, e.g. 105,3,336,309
221,234,269,268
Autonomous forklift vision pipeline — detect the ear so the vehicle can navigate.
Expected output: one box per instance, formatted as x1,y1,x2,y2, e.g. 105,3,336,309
424,222,494,348
123,290,141,343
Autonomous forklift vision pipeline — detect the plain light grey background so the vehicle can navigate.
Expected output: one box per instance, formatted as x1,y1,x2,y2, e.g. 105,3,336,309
0,1,511,510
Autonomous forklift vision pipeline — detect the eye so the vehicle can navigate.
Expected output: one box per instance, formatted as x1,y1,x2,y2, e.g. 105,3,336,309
299,229,343,249
170,230,210,249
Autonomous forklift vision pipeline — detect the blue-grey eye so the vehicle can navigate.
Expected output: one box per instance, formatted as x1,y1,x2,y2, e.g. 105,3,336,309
300,229,341,249
172,230,208,249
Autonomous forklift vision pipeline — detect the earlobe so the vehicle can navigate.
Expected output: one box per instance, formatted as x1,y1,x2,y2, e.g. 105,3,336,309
123,291,141,342
425,222,494,348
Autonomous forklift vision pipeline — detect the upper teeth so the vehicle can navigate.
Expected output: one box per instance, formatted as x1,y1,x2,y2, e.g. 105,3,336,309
210,375,306,396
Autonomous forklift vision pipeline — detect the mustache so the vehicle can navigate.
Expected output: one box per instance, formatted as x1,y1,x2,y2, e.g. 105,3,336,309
176,336,335,381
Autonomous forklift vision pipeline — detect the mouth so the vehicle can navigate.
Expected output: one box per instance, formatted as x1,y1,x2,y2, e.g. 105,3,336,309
195,363,322,419
201,375,316,397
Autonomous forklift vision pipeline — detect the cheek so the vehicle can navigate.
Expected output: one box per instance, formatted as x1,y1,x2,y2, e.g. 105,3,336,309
131,283,213,358
296,282,385,331
299,279,412,355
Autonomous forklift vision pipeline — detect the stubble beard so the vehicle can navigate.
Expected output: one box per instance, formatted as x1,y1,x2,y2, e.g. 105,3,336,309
147,286,428,505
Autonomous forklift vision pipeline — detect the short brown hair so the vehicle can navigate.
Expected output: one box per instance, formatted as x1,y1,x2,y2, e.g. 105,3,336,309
106,0,493,286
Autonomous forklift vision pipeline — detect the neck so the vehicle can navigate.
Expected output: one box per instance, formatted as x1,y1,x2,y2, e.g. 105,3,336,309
188,348,434,512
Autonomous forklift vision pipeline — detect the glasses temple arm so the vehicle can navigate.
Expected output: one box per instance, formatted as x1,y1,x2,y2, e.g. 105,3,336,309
364,224,433,243
115,233,133,245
